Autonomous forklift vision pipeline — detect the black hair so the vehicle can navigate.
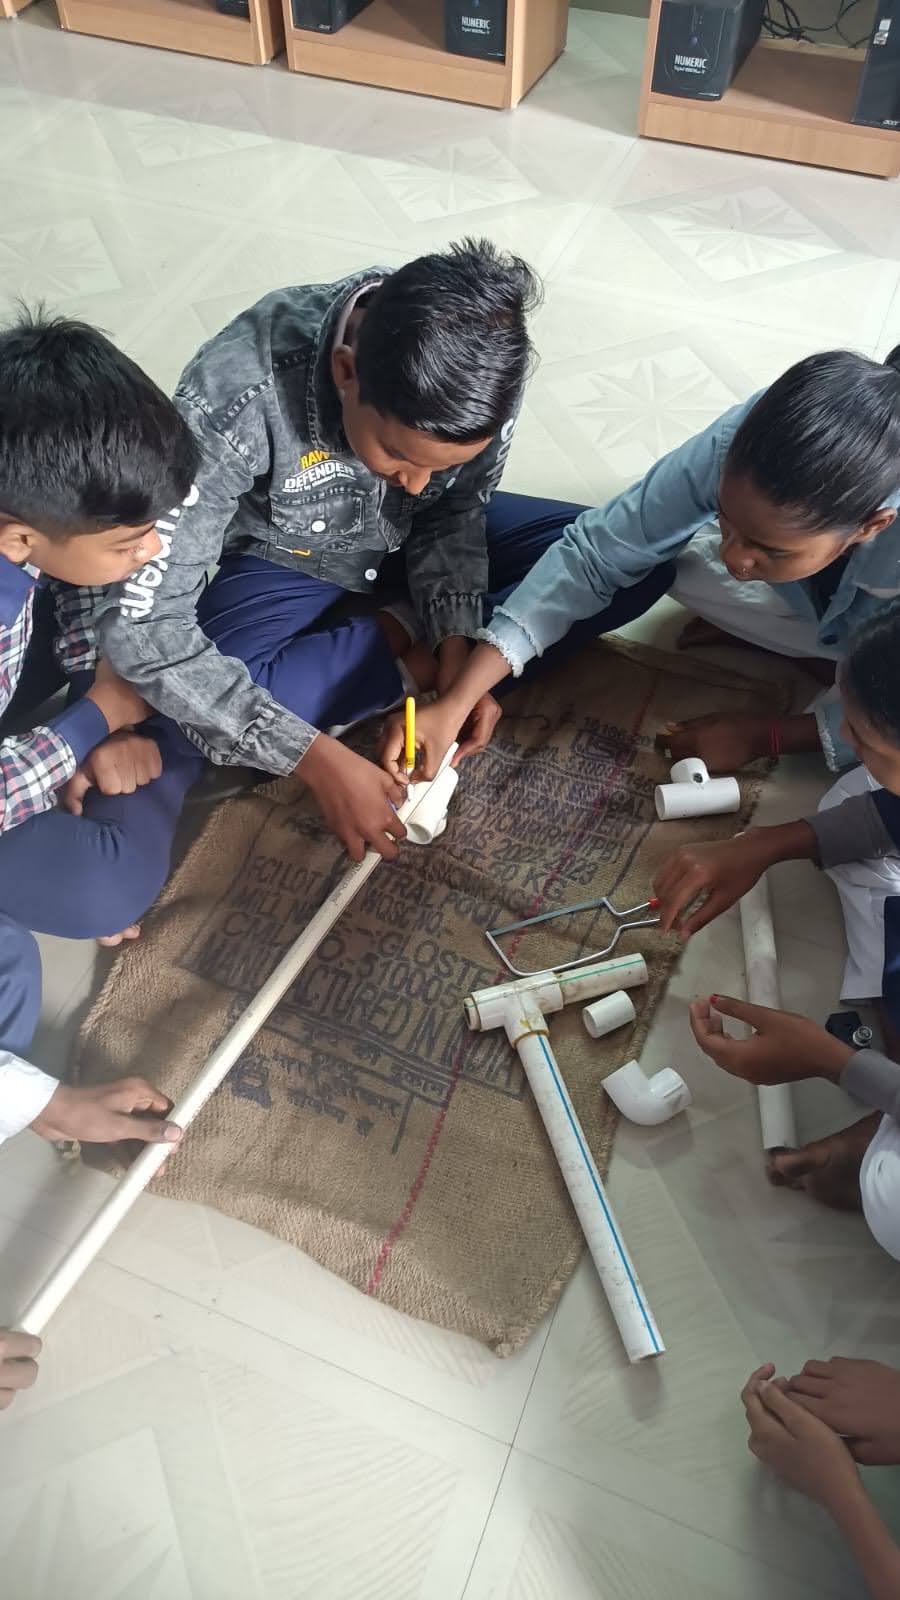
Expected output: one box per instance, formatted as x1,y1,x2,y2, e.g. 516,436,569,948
725,346,900,533
354,238,542,444
844,600,900,747
0,306,199,538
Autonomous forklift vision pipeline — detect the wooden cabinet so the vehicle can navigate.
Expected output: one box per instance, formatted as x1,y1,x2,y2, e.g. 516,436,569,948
56,0,285,66
638,0,900,179
281,0,569,109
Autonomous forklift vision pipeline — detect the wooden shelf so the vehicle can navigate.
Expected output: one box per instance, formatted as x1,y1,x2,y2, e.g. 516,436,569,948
57,0,284,65
639,0,900,178
283,0,568,110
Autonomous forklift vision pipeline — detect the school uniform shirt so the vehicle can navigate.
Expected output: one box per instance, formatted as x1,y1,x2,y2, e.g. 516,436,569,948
94,271,518,776
481,399,900,772
0,1053,56,1145
0,557,107,834
0,558,107,1142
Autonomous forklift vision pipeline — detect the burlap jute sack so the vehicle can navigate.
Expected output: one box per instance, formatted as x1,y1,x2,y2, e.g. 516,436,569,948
73,639,784,1354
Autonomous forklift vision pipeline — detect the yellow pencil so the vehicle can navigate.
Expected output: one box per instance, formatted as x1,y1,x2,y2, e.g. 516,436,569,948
404,695,416,775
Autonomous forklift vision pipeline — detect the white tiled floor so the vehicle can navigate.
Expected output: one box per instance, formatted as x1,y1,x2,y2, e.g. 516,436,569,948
1,6,900,1596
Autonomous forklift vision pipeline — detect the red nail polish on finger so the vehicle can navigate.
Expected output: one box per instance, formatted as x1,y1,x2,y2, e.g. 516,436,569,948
710,994,720,1005
649,897,660,909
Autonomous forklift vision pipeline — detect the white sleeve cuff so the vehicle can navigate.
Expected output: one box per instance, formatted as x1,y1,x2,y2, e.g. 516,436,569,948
0,1052,59,1143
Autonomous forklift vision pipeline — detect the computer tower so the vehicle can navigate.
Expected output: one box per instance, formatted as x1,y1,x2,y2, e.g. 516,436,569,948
651,0,766,100
291,0,373,31
853,0,900,129
444,1,507,62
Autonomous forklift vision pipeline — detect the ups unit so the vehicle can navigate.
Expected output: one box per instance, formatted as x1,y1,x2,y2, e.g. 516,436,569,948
290,0,373,31
445,1,507,61
651,0,766,100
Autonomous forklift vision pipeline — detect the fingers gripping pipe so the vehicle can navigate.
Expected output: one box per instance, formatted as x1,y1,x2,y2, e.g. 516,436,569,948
464,955,664,1363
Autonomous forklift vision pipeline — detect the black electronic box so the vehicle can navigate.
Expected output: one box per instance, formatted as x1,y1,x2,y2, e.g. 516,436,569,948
853,0,900,130
651,0,765,100
291,0,373,31
216,0,251,16
445,0,507,61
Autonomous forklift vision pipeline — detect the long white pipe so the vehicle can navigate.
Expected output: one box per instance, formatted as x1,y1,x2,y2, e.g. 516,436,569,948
17,748,459,1337
502,993,664,1363
739,873,797,1152
464,957,663,1363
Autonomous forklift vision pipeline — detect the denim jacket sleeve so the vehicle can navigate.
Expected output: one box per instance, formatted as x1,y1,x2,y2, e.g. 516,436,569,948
404,417,516,648
481,402,749,674
96,397,319,775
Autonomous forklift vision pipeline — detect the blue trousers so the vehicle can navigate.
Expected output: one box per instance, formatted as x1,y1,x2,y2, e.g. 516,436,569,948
0,493,674,952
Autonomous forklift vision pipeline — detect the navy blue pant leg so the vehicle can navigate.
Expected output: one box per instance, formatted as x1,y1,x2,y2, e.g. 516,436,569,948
483,491,676,692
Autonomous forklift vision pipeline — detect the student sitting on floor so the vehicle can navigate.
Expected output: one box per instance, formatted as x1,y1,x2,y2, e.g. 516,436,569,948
89,239,675,864
0,310,196,1409
652,603,900,1256
380,345,900,782
0,311,194,1147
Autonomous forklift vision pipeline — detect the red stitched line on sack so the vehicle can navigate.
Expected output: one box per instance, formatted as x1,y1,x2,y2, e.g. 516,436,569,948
364,674,660,1298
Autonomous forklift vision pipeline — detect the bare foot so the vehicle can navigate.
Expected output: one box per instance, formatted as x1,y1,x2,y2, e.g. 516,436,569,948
677,617,764,652
97,924,141,949
677,617,837,685
767,1113,882,1211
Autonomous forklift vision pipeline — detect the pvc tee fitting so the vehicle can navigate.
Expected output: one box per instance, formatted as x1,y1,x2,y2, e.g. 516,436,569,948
603,1058,692,1125
655,757,740,822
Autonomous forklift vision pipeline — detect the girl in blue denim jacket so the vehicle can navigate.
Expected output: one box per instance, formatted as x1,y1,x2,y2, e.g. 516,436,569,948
386,346,900,782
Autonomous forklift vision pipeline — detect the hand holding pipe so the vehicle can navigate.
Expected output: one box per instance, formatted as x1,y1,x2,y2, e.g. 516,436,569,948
655,758,740,821
464,955,664,1363
16,745,460,1338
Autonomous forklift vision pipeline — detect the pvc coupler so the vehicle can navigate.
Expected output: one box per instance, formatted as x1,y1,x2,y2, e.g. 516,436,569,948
582,989,636,1039
603,1058,692,1125
654,757,740,821
405,765,459,845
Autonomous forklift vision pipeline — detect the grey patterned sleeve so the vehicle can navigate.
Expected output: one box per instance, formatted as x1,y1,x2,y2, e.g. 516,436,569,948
806,793,897,869
841,1050,900,1121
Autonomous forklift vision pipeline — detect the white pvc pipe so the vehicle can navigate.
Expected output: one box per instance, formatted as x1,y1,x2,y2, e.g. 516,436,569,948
405,764,459,845
582,989,636,1039
465,953,648,1034
738,873,797,1152
602,1059,692,1126
504,993,664,1362
16,746,460,1337
655,758,741,820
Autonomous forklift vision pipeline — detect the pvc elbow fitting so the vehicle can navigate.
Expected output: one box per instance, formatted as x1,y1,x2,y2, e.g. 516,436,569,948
603,1058,692,1125
655,757,740,821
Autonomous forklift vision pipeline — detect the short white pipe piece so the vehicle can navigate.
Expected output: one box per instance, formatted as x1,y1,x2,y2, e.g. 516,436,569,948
582,989,636,1039
503,994,664,1362
738,873,797,1152
603,1058,692,1125
404,764,459,845
15,746,461,1338
655,771,741,821
465,953,648,1034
